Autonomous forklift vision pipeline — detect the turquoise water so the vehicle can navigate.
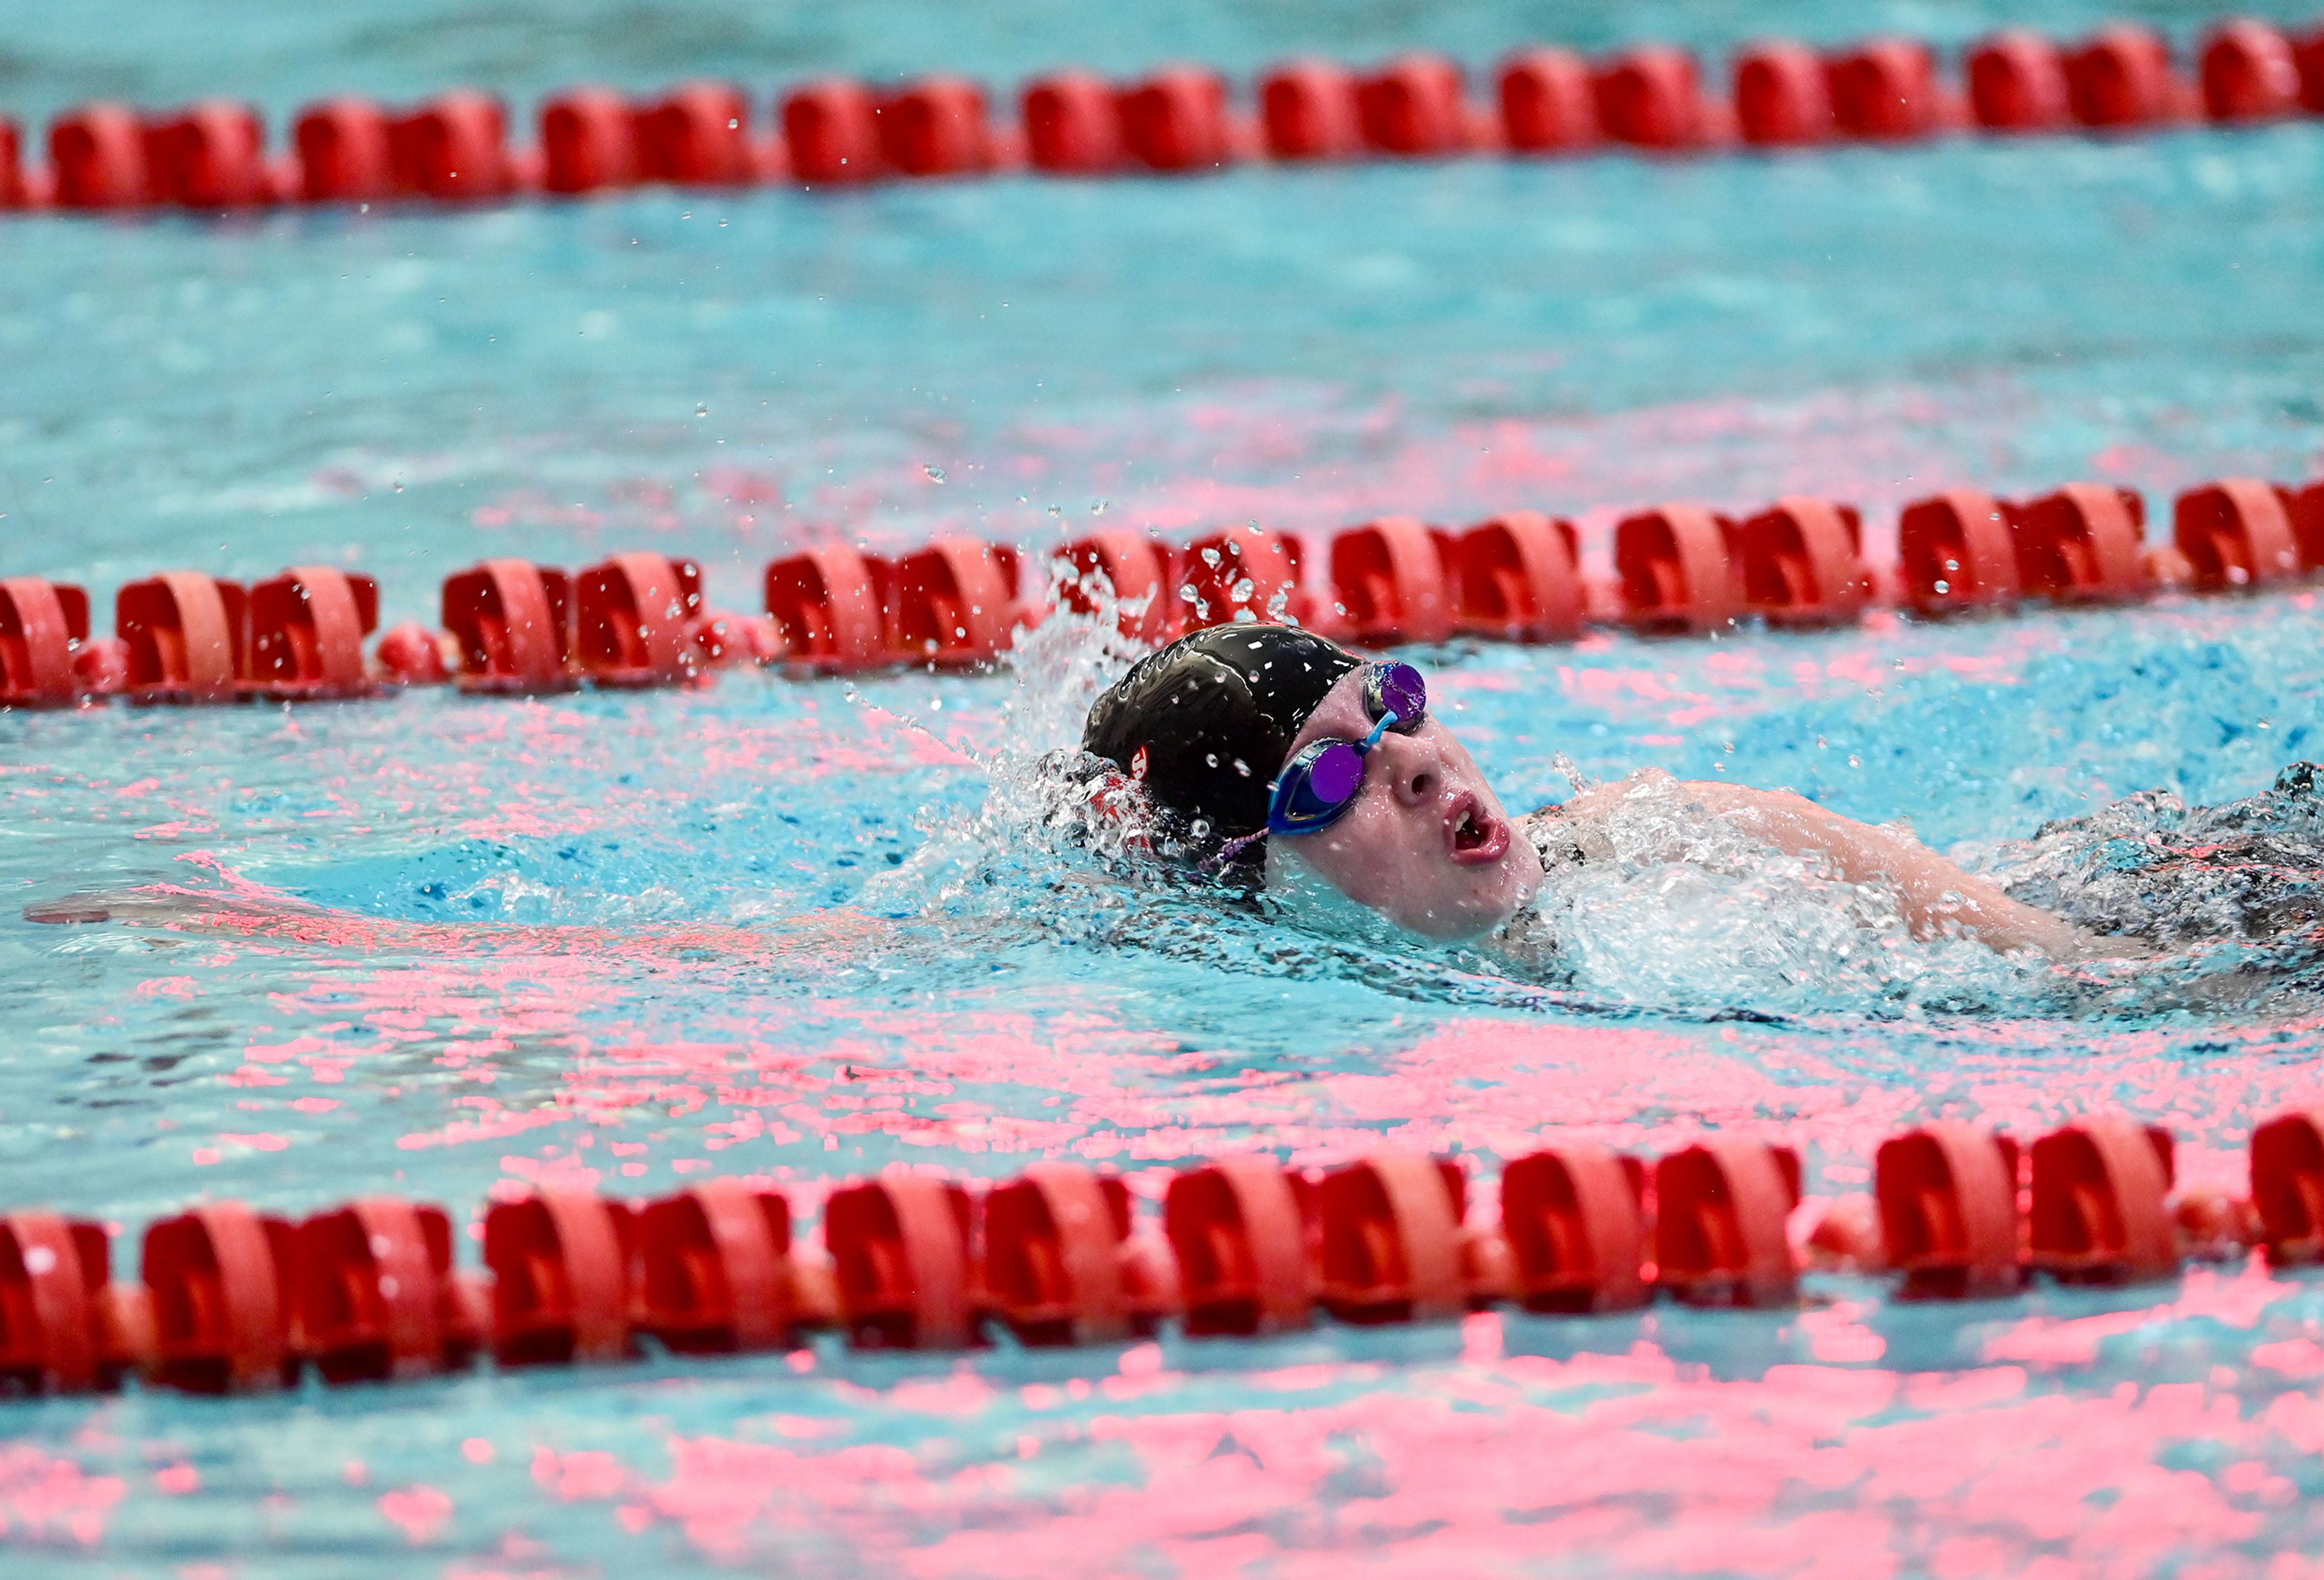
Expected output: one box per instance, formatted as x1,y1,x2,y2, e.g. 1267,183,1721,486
8,2,2324,1574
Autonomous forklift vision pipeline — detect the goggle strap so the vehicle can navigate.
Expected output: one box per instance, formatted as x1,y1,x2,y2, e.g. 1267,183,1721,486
1210,828,1269,868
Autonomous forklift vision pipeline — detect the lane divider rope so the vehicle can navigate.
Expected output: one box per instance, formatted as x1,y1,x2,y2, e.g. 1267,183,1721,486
2,473,2320,705
4,18,2323,216
1,1109,2317,1397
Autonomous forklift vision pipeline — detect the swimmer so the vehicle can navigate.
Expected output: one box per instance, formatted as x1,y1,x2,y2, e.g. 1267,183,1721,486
1078,624,2108,961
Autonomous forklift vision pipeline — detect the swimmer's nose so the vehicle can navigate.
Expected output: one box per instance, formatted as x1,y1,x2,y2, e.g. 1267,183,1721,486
1380,734,1449,808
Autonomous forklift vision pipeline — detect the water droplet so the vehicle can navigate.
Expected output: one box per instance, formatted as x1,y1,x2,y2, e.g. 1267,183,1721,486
1091,499,1109,515
695,404,709,418
924,465,947,483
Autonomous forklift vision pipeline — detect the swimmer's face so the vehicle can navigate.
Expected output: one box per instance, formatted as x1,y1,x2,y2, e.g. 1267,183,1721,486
1269,665,1542,940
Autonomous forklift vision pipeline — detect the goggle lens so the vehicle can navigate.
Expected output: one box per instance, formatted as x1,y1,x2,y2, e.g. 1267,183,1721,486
1367,662,1427,734
1304,741,1365,804
1262,662,1430,840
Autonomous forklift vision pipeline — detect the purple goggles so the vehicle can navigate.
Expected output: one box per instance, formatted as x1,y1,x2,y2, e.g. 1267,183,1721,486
1264,661,1428,838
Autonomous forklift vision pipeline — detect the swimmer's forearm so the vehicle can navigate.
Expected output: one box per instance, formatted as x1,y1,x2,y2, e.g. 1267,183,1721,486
26,886,869,962
1675,782,2093,958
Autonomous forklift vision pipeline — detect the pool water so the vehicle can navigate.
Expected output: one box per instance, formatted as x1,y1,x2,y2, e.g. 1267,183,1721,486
8,1,2324,1575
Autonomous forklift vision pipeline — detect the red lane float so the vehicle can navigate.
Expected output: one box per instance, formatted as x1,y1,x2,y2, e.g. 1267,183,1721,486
1733,496,1873,626
2250,1110,2324,1265
878,76,998,177
2299,28,2324,113
574,552,704,686
765,544,893,673
1259,61,1365,160
143,1203,297,1394
1164,1157,1313,1336
0,1213,110,1394
0,578,92,707
1898,489,2020,614
1118,67,1237,173
1054,529,1178,644
983,1163,1177,1345
2201,21,2305,122
1022,73,1124,174
116,572,247,704
1326,517,1456,645
825,1174,977,1349
784,80,882,185
1356,55,1472,157
1614,504,1742,633
1594,47,1713,150
2066,25,2189,128
1828,39,1952,139
1876,1122,2023,1299
1180,525,1305,629
294,99,397,201
1735,41,1834,146
1315,1154,1471,1325
292,1198,479,1383
247,567,381,700
1,118,25,208
1445,512,1585,642
2029,1115,2178,1283
50,103,150,208
1653,1139,1803,1307
390,91,516,200
2012,482,2151,603
1968,30,2075,130
890,538,1022,667
2173,478,2304,590
484,1191,634,1367
540,87,641,195
2297,480,2324,566
1498,48,1598,153
1500,1145,1649,1312
637,82,759,185
442,559,575,694
146,101,273,206
634,1180,796,1354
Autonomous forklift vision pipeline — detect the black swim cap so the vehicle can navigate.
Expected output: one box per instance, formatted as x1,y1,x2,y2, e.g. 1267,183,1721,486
1082,624,1361,865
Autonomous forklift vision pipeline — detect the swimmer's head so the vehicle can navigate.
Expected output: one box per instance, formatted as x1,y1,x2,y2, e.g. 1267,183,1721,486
1082,625,1541,940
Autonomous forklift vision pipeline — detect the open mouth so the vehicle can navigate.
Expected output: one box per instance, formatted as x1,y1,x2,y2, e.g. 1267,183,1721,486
1446,795,1510,864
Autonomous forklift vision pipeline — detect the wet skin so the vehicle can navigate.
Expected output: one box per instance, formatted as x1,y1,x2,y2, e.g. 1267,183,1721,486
1267,666,1544,941
1267,668,2101,958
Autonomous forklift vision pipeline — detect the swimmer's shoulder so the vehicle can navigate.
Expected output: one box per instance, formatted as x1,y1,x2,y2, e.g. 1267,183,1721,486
1525,769,1701,867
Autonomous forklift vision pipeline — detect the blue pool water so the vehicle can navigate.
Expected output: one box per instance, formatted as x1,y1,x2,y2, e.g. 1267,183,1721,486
7,1,2324,1574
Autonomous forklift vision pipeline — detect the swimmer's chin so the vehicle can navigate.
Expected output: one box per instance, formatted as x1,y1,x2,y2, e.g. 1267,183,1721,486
1262,854,1531,946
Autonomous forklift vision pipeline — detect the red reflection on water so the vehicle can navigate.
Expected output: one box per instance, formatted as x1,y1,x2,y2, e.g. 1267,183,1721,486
446,1305,2324,1577
0,1446,125,1547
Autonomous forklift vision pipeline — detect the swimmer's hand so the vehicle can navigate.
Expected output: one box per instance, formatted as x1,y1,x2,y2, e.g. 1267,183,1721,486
1564,771,2110,961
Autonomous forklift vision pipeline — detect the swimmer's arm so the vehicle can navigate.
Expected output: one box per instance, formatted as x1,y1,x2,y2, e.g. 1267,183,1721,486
24,886,884,963
1564,772,2102,959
